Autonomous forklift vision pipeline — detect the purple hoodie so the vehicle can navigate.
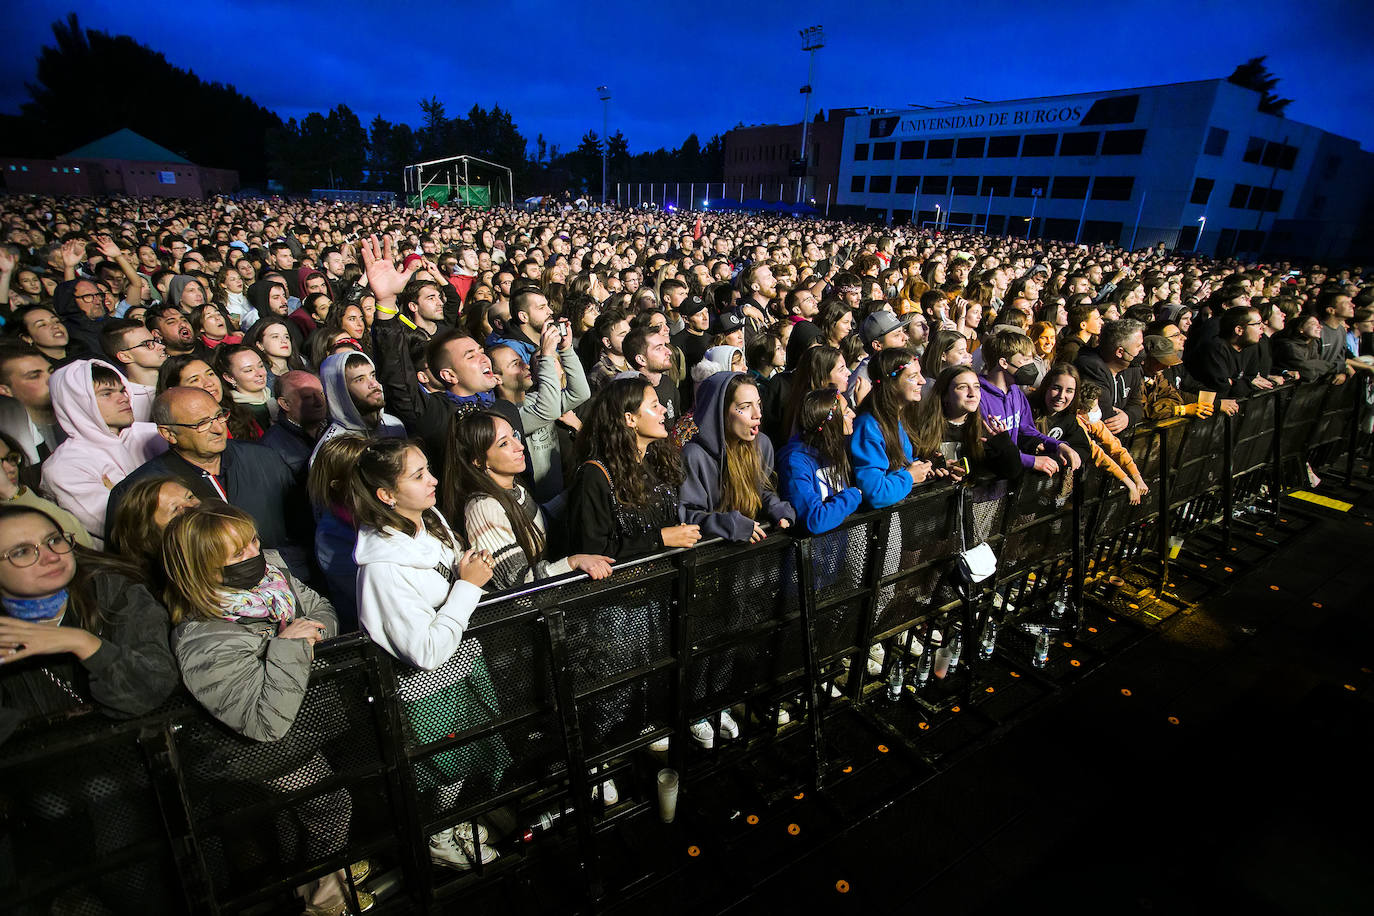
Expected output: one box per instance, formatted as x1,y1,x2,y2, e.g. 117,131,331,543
977,377,1062,470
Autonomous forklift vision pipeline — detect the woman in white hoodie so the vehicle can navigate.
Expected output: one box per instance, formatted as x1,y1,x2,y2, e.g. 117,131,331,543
350,437,509,873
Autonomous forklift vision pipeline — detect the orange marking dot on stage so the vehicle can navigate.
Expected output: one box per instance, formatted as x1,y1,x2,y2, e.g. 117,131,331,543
687,846,701,857
1167,716,1180,725
836,880,850,893
746,814,759,825
787,823,801,836
1121,688,1132,696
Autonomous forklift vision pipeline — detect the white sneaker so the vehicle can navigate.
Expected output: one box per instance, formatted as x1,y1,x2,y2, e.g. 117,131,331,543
429,828,498,871
775,704,792,726
689,720,715,749
452,822,489,845
867,644,885,677
642,724,670,752
718,709,740,739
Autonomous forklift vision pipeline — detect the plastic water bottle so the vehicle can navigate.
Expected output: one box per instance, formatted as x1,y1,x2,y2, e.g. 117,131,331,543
1051,586,1068,619
915,644,933,689
946,625,964,676
1033,630,1051,669
887,655,904,702
979,617,998,660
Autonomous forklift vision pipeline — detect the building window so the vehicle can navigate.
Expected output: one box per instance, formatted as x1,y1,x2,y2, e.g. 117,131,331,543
1247,186,1282,211
73,167,80,173
951,175,979,196
1059,132,1099,157
1090,176,1134,200
1014,176,1048,198
895,175,919,194
1051,176,1090,199
1021,134,1057,157
854,143,869,161
955,137,985,158
923,175,948,194
1260,140,1299,170
869,175,892,193
1243,136,1265,164
1100,129,1146,155
1190,177,1215,205
1204,127,1228,156
873,141,896,161
981,176,1012,197
900,140,924,159
1229,183,1251,208
926,138,955,159
850,175,866,193
987,135,1020,157
1079,94,1139,125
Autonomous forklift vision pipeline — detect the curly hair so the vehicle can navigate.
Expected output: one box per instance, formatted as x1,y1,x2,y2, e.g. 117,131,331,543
574,377,683,508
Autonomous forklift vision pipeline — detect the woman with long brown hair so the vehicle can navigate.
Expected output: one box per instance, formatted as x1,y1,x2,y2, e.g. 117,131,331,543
443,410,612,592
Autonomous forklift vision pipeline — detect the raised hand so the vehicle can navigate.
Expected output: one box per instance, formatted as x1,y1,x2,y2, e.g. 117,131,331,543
60,239,85,269
358,235,418,302
93,235,123,260
0,248,16,275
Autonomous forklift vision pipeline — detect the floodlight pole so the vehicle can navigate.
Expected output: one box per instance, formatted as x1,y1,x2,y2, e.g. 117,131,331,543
597,86,611,206
796,26,824,203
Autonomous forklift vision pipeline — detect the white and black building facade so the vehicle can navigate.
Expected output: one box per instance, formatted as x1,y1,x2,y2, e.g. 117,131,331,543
837,79,1372,261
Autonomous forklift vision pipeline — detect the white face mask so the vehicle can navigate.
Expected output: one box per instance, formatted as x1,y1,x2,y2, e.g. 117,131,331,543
1087,407,1103,423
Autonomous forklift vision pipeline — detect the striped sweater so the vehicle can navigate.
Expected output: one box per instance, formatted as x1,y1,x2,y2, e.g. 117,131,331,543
464,486,573,592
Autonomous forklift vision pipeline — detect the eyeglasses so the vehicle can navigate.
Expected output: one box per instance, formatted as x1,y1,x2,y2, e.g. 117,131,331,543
120,338,165,352
0,453,24,468
163,408,229,433
3,531,76,568
74,292,103,302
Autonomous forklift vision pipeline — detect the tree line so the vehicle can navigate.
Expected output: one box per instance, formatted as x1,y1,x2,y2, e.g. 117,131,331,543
6,14,724,195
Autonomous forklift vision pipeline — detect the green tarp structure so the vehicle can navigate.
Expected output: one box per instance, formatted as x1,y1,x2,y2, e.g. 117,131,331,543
406,185,492,208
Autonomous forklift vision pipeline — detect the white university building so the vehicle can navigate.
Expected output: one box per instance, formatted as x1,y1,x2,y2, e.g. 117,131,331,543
836,79,1372,262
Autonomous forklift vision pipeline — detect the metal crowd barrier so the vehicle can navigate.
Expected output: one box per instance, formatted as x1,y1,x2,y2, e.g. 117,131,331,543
0,379,1364,914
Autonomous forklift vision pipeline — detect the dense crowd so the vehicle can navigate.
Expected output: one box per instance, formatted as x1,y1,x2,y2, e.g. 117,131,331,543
0,193,1370,911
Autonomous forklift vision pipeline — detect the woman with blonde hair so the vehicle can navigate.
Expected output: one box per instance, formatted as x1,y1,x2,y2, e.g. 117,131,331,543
162,504,348,915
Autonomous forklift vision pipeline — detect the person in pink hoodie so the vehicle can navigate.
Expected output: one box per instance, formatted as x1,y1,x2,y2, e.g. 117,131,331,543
39,359,167,545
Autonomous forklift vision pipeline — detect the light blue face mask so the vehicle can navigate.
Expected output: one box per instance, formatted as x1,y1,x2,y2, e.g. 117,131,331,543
2,589,68,621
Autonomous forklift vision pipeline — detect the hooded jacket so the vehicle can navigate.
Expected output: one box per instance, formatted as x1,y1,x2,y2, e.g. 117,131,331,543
163,275,199,309
680,371,795,541
977,377,1064,471
51,279,106,358
311,351,406,463
703,345,742,374
40,359,167,541
354,513,485,680
240,279,289,334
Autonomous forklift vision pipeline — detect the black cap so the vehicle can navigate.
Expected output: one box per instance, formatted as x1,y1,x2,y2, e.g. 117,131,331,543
680,295,709,317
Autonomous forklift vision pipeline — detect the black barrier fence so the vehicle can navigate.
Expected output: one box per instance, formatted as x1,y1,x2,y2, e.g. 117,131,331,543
0,380,1366,914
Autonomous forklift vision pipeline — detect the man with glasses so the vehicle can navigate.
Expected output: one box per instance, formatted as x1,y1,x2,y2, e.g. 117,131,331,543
1076,318,1146,433
1189,306,1268,401
106,387,312,582
100,319,167,422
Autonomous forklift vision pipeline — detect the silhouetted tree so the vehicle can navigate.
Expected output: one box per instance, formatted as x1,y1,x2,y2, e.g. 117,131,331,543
19,13,281,181
1227,56,1293,116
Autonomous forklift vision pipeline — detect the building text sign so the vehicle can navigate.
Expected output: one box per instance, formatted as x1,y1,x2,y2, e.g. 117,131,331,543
889,103,1087,138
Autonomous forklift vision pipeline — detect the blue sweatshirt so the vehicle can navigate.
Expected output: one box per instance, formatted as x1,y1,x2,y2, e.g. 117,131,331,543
977,377,1063,469
778,438,863,534
850,412,916,509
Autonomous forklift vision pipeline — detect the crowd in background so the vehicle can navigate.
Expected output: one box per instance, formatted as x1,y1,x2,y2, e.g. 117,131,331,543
0,193,1369,909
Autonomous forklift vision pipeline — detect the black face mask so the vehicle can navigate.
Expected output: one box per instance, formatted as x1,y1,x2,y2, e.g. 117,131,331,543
1129,351,1146,370
1011,363,1039,387
221,553,267,590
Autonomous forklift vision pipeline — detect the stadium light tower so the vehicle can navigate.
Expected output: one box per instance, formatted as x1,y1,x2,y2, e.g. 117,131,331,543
796,26,824,202
597,86,611,205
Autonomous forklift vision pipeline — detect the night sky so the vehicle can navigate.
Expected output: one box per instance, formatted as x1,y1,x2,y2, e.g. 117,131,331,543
4,0,1371,158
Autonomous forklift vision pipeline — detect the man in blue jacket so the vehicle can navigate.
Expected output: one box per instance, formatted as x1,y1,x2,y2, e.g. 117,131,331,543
977,329,1081,477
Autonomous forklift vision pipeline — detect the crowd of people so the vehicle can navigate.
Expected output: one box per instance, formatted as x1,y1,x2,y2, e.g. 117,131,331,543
0,192,1370,911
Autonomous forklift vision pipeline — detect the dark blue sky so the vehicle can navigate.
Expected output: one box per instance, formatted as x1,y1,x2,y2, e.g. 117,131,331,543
5,0,1371,157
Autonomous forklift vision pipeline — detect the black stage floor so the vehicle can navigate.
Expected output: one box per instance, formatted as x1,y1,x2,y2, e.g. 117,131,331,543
453,464,1374,915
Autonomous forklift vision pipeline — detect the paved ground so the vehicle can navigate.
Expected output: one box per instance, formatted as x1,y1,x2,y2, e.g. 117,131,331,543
588,463,1374,915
